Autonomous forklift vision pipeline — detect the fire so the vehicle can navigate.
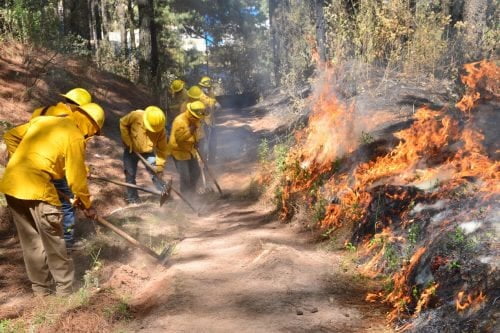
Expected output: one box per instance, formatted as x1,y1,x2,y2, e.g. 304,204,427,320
384,247,426,322
456,60,499,113
455,290,486,312
295,77,356,175
279,69,357,220
274,59,498,324
355,107,458,187
414,283,439,316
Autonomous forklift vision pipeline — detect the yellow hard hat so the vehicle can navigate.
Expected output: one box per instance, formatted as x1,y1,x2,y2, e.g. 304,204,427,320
78,103,105,134
199,76,212,88
60,88,92,106
143,106,166,132
170,79,185,93
187,86,203,99
187,101,206,119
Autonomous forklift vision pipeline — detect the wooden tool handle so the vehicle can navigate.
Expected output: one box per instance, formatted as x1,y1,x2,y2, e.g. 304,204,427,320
95,216,160,260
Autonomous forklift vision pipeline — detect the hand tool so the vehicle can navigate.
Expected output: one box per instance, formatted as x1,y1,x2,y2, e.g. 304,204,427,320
89,176,170,206
195,149,224,197
134,152,199,214
57,191,172,265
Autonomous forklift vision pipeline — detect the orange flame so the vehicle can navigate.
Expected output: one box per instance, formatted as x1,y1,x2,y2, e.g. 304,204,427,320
384,247,426,322
455,290,486,312
355,107,458,187
456,60,500,113
275,60,498,323
414,283,439,316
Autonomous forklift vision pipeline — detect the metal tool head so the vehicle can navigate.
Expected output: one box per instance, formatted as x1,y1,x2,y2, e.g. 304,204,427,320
158,244,172,265
159,179,173,207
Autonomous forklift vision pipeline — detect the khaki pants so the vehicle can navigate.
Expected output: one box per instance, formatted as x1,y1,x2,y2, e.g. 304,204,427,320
6,195,74,296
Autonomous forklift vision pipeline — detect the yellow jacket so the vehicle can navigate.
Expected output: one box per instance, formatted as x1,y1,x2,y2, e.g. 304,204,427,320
200,91,217,126
168,89,188,119
0,116,92,208
119,110,169,170
169,111,202,160
31,102,75,119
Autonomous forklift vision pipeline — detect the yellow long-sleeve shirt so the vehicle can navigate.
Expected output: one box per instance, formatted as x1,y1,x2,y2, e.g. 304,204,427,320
31,102,75,119
169,111,202,160
168,89,188,119
200,89,217,126
119,110,169,170
0,116,92,208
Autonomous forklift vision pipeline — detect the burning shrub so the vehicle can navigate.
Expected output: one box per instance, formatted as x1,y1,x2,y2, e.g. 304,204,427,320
271,60,499,331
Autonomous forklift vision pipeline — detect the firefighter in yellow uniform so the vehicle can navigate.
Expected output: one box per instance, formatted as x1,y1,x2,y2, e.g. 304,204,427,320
0,103,104,296
197,76,219,164
169,101,206,194
29,87,93,248
31,87,92,119
119,106,169,204
168,79,188,121
179,85,204,115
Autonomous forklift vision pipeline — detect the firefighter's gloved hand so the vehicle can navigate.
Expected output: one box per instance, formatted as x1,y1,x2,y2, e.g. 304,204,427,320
70,197,83,209
84,207,97,220
155,164,164,175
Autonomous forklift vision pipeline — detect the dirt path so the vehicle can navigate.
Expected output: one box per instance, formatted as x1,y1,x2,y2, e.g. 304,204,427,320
120,107,392,333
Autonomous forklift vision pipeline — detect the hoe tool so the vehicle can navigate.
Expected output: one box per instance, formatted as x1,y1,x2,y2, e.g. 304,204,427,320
57,191,171,265
89,176,170,206
195,150,224,197
94,216,171,265
135,152,199,214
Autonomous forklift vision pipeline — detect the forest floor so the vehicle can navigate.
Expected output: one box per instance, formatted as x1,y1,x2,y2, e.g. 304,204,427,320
0,42,393,332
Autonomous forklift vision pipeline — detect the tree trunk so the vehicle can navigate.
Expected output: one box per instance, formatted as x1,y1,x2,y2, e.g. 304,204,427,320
128,0,136,49
463,0,489,48
314,0,327,62
137,0,158,85
269,0,281,86
88,0,98,50
99,0,109,41
118,0,128,51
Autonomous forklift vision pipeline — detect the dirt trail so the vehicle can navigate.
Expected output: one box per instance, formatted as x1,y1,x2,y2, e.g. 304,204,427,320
122,107,391,333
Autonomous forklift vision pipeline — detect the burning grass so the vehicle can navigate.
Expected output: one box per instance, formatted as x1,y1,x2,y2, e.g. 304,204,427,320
268,60,499,331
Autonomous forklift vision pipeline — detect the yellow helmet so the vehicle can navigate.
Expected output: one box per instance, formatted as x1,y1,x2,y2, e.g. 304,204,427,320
187,101,206,119
60,88,92,106
143,106,166,132
187,86,203,99
78,103,105,134
199,76,212,88
170,79,185,93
